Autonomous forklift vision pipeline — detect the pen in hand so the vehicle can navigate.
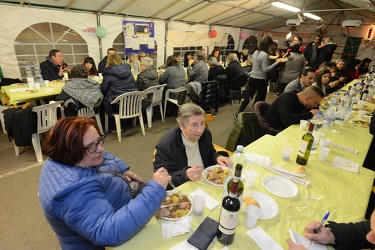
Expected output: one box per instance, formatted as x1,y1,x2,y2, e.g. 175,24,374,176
310,211,330,246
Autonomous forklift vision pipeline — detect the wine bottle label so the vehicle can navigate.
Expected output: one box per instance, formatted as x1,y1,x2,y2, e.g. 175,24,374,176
298,140,308,156
218,209,239,234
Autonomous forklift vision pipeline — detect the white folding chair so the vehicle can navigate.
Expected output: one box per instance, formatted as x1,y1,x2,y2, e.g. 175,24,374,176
105,91,147,142
14,102,61,162
143,84,166,128
0,105,9,134
78,107,104,135
163,86,188,120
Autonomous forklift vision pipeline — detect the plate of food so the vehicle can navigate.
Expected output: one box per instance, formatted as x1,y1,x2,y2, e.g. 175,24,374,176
10,83,26,86
23,88,39,93
241,191,279,220
203,165,229,186
353,120,370,127
262,175,298,198
154,190,192,220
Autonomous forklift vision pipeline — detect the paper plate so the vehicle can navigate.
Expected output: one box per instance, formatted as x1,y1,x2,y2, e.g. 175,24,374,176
241,191,279,220
262,175,298,198
158,190,192,221
203,165,229,187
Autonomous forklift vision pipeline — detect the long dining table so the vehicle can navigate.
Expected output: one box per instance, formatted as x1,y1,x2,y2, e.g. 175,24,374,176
109,99,375,249
1,80,64,107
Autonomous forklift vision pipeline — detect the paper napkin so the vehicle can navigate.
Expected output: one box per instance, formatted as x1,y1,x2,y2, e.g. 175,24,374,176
190,188,220,210
245,153,272,167
247,226,283,250
289,229,327,250
332,156,360,173
169,239,198,250
162,216,193,238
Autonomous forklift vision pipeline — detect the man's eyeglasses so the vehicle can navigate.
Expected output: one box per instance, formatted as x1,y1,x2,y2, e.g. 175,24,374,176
84,135,106,154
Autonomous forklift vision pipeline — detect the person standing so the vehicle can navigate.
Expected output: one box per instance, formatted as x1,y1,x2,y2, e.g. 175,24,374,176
303,35,320,69
40,49,69,81
98,48,116,73
239,35,283,112
313,37,337,69
277,42,306,94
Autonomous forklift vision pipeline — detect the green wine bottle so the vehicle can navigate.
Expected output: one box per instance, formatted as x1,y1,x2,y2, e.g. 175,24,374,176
296,123,315,165
227,164,244,198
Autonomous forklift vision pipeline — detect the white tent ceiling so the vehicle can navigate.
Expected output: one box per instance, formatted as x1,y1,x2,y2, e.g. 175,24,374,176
1,0,374,31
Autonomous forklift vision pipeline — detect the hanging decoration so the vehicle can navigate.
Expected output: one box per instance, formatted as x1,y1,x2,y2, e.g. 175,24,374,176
209,29,217,38
96,26,107,38
240,31,247,39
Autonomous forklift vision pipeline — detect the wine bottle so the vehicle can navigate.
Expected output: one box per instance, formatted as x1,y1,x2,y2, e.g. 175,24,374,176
217,179,241,245
227,164,244,198
296,122,315,165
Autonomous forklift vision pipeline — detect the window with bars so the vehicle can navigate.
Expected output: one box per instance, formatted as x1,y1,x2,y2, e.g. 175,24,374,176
14,22,88,80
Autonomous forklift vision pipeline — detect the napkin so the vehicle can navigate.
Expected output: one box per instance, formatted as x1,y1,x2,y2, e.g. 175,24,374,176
162,216,193,239
9,88,28,93
190,188,220,210
245,153,272,167
289,229,327,250
169,239,198,250
247,226,283,250
332,156,360,173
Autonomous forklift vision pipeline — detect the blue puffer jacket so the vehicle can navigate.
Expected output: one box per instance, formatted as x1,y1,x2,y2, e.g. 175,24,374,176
38,151,166,250
101,64,136,115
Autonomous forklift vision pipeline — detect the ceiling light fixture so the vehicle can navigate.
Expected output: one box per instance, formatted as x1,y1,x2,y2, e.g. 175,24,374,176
272,1,300,12
303,12,321,21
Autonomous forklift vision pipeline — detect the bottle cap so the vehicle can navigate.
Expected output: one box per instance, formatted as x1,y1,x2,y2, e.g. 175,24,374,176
236,145,244,151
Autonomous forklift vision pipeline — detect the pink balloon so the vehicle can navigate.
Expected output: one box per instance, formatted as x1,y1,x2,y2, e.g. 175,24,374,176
240,32,247,39
210,29,217,38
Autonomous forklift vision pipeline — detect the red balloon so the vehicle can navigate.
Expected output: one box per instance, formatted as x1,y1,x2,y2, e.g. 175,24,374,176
210,29,217,38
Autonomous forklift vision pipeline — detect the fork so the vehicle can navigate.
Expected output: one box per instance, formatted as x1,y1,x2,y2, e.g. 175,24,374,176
169,181,178,190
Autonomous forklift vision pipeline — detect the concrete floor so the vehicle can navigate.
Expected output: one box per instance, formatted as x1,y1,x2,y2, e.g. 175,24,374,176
0,94,276,249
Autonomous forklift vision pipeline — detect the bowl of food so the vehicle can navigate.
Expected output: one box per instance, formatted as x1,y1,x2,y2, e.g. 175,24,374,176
155,190,192,220
203,165,229,186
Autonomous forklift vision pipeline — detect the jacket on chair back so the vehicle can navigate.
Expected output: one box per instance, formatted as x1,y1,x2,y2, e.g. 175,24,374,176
38,151,166,250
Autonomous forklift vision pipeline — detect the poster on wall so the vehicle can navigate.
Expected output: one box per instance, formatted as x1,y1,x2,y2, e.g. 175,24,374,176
123,20,155,55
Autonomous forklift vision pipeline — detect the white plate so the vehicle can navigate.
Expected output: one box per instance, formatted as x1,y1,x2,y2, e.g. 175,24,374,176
203,165,229,187
160,190,192,221
241,191,279,220
262,175,299,198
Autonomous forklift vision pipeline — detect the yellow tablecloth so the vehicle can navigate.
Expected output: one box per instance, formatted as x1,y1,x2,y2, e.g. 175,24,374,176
110,125,374,249
1,81,64,106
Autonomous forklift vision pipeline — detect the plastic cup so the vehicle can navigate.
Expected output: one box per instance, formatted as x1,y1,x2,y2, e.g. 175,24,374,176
282,147,293,161
44,80,50,87
320,138,330,148
359,109,366,118
319,147,330,161
245,205,262,228
192,195,206,216
358,100,366,109
28,81,34,90
244,170,258,188
34,82,40,90
300,120,308,130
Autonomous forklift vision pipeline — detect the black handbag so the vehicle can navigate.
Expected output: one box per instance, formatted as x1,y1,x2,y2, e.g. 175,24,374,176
96,169,146,198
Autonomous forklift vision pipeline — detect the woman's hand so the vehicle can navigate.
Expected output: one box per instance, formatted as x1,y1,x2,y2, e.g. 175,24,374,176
186,166,203,181
153,167,171,189
217,156,232,168
123,170,144,182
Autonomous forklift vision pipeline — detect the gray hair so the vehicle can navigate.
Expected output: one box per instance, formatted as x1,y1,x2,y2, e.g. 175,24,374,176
176,103,205,126
194,50,205,61
140,57,154,67
228,53,238,63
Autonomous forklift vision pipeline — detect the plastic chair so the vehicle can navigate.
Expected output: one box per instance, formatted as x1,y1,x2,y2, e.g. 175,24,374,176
200,80,219,113
227,72,248,91
13,102,61,162
105,91,147,142
163,86,188,120
0,105,9,134
78,107,104,135
230,89,251,120
143,84,166,128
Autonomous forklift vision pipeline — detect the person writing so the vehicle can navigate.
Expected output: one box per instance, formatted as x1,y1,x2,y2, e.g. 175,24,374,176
38,117,171,249
153,103,231,188
265,85,324,131
287,209,375,250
